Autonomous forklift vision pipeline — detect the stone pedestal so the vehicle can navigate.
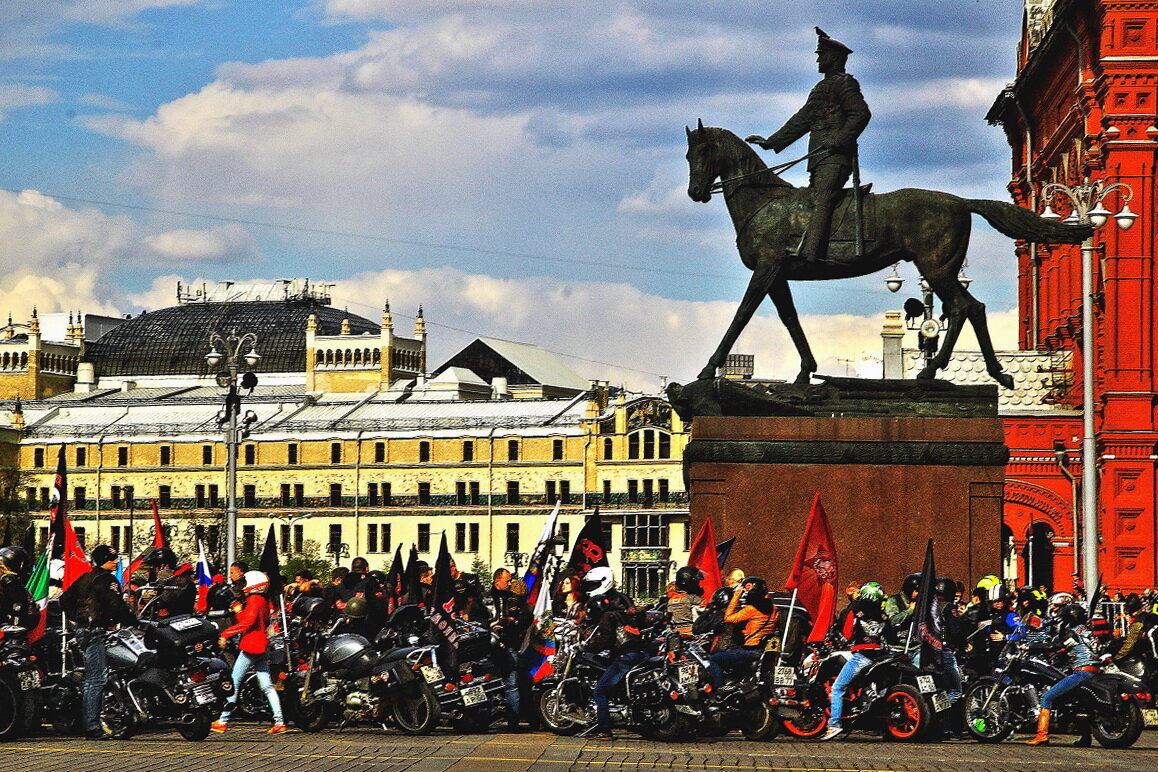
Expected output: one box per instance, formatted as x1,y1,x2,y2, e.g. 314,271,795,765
686,413,1007,591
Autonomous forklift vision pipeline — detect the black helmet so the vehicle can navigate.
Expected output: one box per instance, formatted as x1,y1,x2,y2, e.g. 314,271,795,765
367,569,388,586
1060,603,1087,628
933,577,957,601
142,546,177,568
901,573,922,595
90,544,118,567
674,566,704,594
1124,593,1144,615
738,576,767,605
292,595,325,620
0,546,30,576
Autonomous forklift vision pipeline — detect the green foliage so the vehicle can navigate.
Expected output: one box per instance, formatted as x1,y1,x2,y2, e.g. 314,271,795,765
0,465,32,546
469,555,490,581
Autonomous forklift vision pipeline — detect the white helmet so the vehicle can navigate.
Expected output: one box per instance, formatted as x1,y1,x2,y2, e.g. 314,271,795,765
581,566,615,598
243,570,269,594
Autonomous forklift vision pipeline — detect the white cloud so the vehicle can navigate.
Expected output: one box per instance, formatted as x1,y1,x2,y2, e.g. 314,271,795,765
0,84,57,120
143,224,258,264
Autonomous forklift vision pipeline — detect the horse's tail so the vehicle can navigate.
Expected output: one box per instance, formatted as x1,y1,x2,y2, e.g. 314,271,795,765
965,198,1092,244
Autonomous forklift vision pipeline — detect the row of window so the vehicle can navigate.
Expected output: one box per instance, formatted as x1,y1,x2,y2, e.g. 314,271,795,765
30,431,675,469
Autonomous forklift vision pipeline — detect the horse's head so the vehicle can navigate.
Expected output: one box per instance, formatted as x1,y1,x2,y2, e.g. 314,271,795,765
685,119,718,203
685,120,775,203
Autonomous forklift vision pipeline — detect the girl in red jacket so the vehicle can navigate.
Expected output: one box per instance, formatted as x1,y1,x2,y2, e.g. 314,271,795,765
211,570,285,733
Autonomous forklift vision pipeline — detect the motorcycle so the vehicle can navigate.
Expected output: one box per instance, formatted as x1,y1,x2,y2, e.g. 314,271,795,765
670,630,776,741
963,633,1148,748
413,620,508,732
99,615,230,740
776,642,942,742
0,624,41,741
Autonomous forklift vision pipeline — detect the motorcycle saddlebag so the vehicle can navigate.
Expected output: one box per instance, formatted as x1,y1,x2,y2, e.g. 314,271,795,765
152,615,218,651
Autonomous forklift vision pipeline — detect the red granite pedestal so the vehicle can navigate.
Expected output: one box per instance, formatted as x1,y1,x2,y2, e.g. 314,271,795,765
686,415,1007,592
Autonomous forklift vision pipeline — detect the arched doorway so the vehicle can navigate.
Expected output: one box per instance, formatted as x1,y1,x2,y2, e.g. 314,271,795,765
1023,521,1055,592
1001,524,1016,583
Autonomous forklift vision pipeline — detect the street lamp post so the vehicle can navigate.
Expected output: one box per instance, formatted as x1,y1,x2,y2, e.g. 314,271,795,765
206,330,261,571
1039,178,1136,595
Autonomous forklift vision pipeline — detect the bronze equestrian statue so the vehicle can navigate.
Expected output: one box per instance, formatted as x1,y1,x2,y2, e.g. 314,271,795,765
685,122,1091,389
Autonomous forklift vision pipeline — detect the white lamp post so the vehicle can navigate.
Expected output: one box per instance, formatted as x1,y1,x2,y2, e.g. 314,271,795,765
1039,178,1136,595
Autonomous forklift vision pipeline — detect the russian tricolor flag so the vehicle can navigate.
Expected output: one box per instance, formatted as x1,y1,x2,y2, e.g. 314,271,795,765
195,539,213,613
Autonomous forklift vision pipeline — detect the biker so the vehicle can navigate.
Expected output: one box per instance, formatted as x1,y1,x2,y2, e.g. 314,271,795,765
1113,593,1156,663
821,581,890,740
0,546,38,629
697,569,745,651
582,567,643,740
707,576,778,688
211,570,285,735
59,544,137,740
335,596,379,640
929,577,968,737
228,561,249,601
491,577,533,731
668,566,705,636
1027,603,1102,746
138,546,195,619
885,573,920,640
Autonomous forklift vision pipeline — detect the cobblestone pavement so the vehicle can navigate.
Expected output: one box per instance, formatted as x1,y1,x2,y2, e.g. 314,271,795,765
3,726,1156,772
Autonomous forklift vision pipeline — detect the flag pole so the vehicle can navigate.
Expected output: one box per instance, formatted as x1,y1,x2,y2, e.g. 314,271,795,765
778,587,798,665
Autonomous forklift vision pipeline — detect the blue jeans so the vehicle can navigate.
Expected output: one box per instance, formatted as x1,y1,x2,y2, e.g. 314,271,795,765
708,648,760,689
219,650,282,724
593,652,646,730
500,649,521,719
76,629,108,733
940,650,963,703
1040,670,1095,710
828,652,871,728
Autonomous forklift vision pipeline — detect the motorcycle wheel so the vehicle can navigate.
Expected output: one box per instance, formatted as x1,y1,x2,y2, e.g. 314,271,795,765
291,698,329,732
99,684,137,740
740,699,778,741
961,679,1014,743
178,710,214,741
537,685,583,736
392,685,440,735
0,671,35,741
648,705,690,743
1090,696,1144,749
882,684,931,742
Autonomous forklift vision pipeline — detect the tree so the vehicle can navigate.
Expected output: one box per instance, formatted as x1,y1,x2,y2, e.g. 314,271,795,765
0,465,32,546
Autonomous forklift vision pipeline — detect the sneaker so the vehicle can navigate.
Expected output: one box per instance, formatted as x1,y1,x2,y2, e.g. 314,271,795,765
210,721,228,734
821,725,844,741
589,727,615,741
267,723,287,735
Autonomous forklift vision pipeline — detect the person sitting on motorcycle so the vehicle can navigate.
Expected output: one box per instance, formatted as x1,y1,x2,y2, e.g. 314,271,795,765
0,546,38,629
1112,593,1156,663
707,576,778,689
822,581,891,741
1027,603,1103,746
668,566,705,636
552,569,586,620
885,573,921,641
335,596,381,640
582,567,643,740
137,546,196,620
697,570,745,652
211,571,285,735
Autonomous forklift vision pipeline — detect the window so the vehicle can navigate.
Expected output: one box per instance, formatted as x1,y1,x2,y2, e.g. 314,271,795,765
627,479,638,504
418,440,430,463
202,445,214,465
75,446,87,467
242,525,256,554
160,445,172,466
559,522,571,550
74,527,86,552
462,440,474,462
73,486,87,509
506,480,520,505
330,442,342,463
367,524,379,554
328,524,343,551
456,481,467,506
111,485,122,508
111,525,130,553
281,483,291,507
506,522,520,554
243,484,256,508
643,430,655,460
287,443,299,465
658,479,670,503
124,485,134,509
39,487,49,508
417,482,430,505
628,433,639,460
455,522,479,552
623,564,667,603
560,480,571,505
603,437,613,460
380,482,391,506
380,523,391,552
469,481,480,506
293,483,304,507
195,485,205,508
25,488,34,506
329,483,342,506
293,524,304,553
243,444,255,465
117,446,129,466
158,485,171,508
207,524,220,553
208,484,219,508
455,522,467,552
552,438,564,461
280,524,291,554
623,512,668,547
507,439,519,461
417,523,431,552
33,447,44,467
602,479,611,502
374,441,385,463
368,482,379,506
545,480,556,503
642,478,654,508
658,433,671,459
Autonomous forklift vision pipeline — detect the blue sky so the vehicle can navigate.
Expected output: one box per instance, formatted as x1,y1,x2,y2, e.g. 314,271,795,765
0,1,1029,389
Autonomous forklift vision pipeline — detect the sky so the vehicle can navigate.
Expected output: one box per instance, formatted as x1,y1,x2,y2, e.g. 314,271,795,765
0,0,1030,391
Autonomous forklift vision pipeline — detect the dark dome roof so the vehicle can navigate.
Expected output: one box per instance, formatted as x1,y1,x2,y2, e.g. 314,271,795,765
87,300,378,377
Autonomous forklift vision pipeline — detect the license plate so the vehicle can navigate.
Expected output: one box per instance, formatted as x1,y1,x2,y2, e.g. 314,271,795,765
931,691,952,713
1143,708,1158,727
677,663,698,686
916,675,937,694
171,617,202,631
461,684,487,707
773,666,795,687
17,670,40,690
421,666,443,683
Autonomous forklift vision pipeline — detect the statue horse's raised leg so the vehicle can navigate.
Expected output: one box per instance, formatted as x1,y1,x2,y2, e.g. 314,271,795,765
918,272,1015,390
698,258,782,380
768,278,816,385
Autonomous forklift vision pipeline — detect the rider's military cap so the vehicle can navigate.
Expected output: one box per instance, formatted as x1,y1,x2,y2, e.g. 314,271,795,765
815,27,853,56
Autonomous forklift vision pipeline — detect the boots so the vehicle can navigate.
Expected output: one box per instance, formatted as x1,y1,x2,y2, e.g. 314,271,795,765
1026,708,1050,746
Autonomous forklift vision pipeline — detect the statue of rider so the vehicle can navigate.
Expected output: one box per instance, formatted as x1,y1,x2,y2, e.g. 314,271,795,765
746,27,871,264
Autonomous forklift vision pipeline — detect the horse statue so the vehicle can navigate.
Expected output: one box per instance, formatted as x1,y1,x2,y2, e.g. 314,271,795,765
685,122,1092,389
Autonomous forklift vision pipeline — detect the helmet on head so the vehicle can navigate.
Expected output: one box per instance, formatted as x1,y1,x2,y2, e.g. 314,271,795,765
142,546,177,569
738,576,768,606
901,573,922,596
292,595,325,620
90,544,118,567
1060,603,1087,628
674,566,704,595
974,574,1001,602
858,581,885,604
581,567,615,598
1048,591,1075,607
0,546,30,576
933,577,957,601
243,570,269,594
344,596,368,619
1124,593,1144,615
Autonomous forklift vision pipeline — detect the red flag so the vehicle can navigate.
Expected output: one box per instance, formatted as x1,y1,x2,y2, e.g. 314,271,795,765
687,517,723,598
48,447,90,590
124,498,168,583
785,493,838,642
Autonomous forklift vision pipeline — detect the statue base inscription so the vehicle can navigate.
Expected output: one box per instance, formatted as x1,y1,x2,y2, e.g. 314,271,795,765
685,395,1006,593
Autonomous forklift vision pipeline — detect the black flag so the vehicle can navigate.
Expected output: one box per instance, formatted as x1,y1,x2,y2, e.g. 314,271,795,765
385,545,405,614
259,523,283,600
716,537,736,570
567,508,609,579
911,539,943,671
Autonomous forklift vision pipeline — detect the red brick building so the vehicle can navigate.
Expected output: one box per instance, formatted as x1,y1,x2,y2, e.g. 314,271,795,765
986,0,1158,591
